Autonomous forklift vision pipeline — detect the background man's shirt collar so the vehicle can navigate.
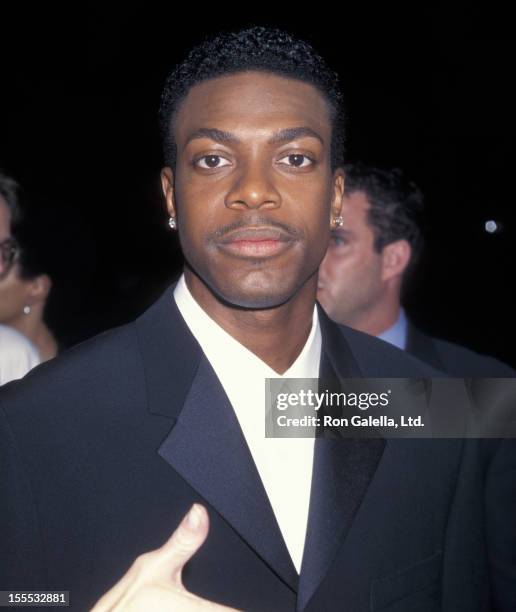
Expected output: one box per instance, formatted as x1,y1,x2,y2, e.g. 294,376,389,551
377,308,408,350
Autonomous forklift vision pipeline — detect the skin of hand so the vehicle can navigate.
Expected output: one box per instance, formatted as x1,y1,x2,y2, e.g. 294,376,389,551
90,504,241,611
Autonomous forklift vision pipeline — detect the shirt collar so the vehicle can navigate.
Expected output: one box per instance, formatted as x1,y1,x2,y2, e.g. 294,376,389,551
173,273,321,381
377,308,408,350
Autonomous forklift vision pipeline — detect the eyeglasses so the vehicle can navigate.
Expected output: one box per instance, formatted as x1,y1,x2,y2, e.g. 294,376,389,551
0,237,19,278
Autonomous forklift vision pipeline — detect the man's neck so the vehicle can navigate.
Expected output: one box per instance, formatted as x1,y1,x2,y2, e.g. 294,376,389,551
184,271,317,374
347,300,402,338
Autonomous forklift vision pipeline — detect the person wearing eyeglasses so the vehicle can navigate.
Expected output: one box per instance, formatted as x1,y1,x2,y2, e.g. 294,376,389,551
0,172,57,362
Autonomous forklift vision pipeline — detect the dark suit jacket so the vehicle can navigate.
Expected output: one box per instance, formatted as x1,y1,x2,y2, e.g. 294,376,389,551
406,323,514,376
1,287,515,611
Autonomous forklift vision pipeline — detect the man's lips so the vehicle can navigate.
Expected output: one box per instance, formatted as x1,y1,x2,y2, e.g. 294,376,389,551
216,227,296,258
218,227,293,243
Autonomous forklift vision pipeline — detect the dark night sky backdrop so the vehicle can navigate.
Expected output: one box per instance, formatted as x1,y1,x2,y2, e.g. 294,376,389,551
1,6,514,365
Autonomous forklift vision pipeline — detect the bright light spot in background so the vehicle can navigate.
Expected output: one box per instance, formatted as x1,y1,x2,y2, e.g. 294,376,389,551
485,220,501,234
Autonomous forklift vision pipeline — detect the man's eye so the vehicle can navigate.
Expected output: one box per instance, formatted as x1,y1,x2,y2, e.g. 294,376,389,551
330,234,346,246
195,155,231,169
277,154,314,168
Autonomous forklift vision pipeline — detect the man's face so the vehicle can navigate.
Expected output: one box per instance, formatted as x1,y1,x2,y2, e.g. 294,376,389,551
162,71,343,309
317,190,384,324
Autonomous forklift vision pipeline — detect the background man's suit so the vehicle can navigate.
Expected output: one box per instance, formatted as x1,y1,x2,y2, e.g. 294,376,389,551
1,286,515,610
406,322,514,376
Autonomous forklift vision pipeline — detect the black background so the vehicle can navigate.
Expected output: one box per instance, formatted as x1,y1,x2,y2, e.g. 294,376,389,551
1,6,514,365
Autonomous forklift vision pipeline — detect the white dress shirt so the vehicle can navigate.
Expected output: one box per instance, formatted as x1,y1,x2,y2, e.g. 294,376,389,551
0,325,40,386
174,274,321,572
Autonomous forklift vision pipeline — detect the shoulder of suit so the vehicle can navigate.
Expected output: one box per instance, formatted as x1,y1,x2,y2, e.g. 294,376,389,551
335,324,446,377
0,322,143,419
429,335,515,376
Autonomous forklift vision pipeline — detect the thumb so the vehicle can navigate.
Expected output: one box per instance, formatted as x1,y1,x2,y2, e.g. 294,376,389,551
157,503,210,583
89,505,210,611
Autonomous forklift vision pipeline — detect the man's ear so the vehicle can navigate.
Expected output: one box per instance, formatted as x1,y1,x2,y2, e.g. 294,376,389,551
26,274,52,306
381,239,412,282
160,167,177,219
330,167,345,224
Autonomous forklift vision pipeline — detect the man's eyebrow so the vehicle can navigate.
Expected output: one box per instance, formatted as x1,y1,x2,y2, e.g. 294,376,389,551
184,128,240,148
331,228,352,237
183,126,324,149
268,127,324,145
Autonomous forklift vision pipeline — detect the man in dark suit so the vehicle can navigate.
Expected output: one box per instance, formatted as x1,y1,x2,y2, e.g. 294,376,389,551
317,162,514,376
406,323,514,375
1,28,515,611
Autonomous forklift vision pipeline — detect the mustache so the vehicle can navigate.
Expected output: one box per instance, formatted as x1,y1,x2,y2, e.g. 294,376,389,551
207,217,303,242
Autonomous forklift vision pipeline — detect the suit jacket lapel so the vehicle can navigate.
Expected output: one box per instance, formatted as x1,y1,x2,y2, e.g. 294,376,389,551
135,284,202,419
157,356,298,591
297,308,386,610
135,286,298,592
135,290,386,605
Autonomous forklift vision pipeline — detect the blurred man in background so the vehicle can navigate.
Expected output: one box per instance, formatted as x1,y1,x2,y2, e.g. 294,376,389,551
317,162,513,375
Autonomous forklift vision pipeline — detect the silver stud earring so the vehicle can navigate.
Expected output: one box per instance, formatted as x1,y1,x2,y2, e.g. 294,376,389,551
23,305,31,315
168,216,177,230
334,215,344,228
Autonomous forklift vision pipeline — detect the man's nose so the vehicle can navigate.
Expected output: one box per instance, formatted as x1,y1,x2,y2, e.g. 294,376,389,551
224,162,281,211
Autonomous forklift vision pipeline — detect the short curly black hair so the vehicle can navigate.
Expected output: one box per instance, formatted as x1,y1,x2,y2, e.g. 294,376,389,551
159,26,345,172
